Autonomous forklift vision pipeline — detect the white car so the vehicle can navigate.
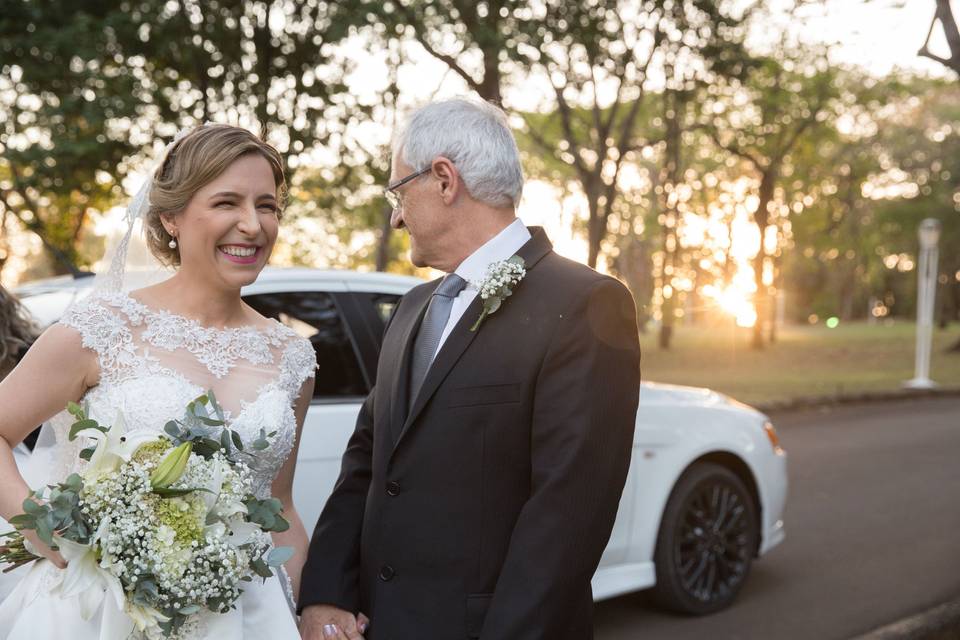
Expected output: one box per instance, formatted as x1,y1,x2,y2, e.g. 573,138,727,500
16,268,787,615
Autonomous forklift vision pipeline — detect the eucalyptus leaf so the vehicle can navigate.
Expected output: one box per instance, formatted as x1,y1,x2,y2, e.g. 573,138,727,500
22,500,46,517
34,517,54,546
266,546,294,567
8,514,36,529
270,514,290,533
68,419,106,441
250,556,273,579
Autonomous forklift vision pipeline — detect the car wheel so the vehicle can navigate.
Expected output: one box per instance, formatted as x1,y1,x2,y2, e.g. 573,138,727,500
652,461,759,615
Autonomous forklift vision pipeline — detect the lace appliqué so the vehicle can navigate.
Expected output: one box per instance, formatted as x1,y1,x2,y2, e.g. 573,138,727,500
140,309,289,379
59,296,140,382
54,291,316,500
278,335,319,398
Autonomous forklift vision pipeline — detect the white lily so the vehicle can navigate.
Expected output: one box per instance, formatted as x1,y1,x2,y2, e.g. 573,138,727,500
224,520,261,547
52,522,124,620
199,457,225,514
197,461,258,548
81,412,158,482
125,601,170,636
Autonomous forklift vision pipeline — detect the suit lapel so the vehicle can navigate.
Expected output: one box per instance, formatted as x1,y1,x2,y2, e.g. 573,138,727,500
388,283,436,443
393,294,484,449
390,226,555,455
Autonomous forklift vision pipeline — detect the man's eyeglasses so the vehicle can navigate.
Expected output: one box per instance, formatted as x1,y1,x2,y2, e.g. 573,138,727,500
384,167,430,211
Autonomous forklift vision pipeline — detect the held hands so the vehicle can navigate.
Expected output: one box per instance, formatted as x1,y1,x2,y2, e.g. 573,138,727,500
300,604,369,640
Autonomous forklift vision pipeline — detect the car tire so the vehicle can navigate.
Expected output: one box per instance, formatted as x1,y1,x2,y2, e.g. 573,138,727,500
652,461,759,615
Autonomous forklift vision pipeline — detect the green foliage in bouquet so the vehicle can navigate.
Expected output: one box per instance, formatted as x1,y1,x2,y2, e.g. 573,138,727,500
0,391,296,638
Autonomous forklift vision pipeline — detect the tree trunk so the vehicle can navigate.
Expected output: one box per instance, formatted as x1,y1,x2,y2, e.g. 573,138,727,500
375,204,393,272
750,170,776,350
586,188,603,270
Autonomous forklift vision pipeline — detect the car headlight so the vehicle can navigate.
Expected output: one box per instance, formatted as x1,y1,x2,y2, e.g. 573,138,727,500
763,420,784,454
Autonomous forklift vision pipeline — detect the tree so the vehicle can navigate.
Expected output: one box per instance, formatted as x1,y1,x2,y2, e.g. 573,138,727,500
702,48,839,348
919,0,960,78
0,0,360,275
0,1,143,275
360,0,750,269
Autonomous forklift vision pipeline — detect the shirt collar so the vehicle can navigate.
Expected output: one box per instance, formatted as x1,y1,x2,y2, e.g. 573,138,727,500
454,219,532,289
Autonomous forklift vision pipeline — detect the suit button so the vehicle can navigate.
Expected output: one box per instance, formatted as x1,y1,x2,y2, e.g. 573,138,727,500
379,565,396,581
386,481,401,497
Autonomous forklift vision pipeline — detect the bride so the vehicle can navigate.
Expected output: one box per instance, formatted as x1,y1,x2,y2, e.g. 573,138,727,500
0,124,314,638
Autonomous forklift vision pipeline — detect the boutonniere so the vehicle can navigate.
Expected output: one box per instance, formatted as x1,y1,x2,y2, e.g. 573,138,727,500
470,255,527,332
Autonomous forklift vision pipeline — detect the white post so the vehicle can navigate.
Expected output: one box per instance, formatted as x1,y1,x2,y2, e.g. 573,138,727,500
903,218,941,389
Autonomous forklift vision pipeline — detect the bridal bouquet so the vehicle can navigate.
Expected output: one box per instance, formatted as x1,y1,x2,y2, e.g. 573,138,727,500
0,392,293,639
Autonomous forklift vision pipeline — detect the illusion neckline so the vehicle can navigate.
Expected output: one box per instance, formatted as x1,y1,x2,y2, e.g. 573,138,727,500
120,290,287,337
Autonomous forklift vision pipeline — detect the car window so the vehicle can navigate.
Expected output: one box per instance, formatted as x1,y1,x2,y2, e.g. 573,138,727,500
244,291,367,400
356,292,402,328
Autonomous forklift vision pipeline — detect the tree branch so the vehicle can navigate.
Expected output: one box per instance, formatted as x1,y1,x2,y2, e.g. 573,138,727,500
395,0,483,93
706,126,764,170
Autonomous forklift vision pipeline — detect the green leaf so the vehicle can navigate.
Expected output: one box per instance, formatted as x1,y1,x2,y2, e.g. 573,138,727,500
79,446,96,461
34,516,54,546
66,402,84,418
250,556,273,579
270,514,290,533
164,421,183,440
22,499,46,517
68,419,106,441
177,604,201,615
63,474,83,492
8,514,36,530
153,487,211,498
266,546,294,567
230,431,244,451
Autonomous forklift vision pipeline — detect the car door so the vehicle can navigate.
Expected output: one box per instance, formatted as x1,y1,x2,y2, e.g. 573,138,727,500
243,289,374,532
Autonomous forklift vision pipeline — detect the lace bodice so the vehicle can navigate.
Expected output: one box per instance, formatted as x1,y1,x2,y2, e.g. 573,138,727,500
48,291,317,498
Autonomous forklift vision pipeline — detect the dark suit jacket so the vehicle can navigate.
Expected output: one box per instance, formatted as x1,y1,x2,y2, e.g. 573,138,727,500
299,227,641,640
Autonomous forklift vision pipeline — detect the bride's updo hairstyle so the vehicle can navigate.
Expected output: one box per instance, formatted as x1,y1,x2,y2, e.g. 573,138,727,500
145,124,287,267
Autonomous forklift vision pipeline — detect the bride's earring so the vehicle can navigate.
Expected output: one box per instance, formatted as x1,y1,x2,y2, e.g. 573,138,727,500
168,236,178,249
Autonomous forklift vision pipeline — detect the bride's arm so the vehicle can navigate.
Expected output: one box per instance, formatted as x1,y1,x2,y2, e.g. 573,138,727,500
0,324,98,566
270,375,315,599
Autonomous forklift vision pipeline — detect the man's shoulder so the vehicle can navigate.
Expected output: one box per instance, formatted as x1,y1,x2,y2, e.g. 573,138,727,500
532,252,631,302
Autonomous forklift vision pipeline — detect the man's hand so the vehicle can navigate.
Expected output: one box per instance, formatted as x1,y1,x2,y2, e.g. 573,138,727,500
299,604,369,640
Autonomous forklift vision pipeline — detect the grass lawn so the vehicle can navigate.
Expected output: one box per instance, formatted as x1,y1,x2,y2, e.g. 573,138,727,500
637,320,960,406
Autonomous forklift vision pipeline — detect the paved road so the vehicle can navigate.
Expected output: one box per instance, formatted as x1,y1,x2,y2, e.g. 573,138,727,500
594,396,960,640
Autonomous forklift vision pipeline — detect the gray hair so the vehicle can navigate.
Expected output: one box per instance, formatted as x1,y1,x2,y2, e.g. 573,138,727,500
393,98,524,208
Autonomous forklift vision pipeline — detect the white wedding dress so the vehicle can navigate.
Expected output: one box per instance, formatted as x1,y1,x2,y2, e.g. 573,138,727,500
0,289,316,639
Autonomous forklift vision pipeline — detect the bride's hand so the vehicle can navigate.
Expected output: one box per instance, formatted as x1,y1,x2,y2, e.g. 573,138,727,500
21,529,67,569
299,604,366,639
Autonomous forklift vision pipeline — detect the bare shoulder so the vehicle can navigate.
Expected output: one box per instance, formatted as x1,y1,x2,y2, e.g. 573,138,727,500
27,322,100,387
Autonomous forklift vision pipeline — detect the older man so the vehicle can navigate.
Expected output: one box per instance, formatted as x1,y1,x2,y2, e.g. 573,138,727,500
299,98,641,640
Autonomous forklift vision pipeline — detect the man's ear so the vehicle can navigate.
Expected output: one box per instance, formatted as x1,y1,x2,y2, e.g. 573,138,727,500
431,156,460,205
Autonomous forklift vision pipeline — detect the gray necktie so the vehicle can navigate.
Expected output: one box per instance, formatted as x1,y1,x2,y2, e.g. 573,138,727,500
409,273,468,404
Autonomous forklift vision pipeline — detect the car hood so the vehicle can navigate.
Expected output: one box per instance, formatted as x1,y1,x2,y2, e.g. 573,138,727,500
639,381,763,416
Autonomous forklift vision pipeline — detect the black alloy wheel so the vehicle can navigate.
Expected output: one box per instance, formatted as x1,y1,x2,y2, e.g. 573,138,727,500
652,462,759,615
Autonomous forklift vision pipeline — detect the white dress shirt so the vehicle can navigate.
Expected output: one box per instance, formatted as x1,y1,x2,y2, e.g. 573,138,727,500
432,219,532,359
